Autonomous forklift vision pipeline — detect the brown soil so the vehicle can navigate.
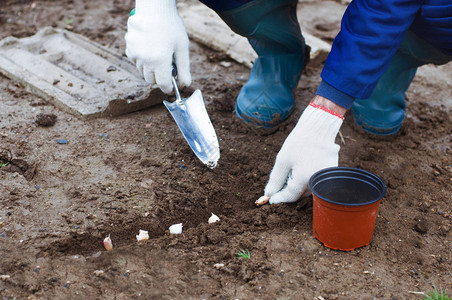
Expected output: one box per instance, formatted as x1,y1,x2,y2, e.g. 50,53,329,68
0,1,451,299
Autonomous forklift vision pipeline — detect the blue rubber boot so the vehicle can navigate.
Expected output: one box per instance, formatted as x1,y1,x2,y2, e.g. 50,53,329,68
215,0,306,129
351,52,417,136
352,31,452,136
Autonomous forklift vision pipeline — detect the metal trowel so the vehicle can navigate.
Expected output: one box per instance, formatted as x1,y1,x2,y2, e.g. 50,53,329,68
163,68,220,169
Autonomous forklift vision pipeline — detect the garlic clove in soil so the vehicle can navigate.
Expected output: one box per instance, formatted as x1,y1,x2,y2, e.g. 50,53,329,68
103,234,113,251
208,213,220,224
136,229,149,241
255,195,270,206
213,263,224,269
169,223,183,234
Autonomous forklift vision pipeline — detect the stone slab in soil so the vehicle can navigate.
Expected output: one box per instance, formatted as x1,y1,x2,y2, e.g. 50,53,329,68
0,27,164,119
179,2,333,69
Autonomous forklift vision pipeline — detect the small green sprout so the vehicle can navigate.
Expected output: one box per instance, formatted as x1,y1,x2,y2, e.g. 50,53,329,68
422,284,450,300
63,18,74,25
236,249,251,260
0,162,9,167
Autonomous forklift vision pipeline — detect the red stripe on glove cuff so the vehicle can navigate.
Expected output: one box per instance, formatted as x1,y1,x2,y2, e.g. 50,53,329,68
309,103,344,120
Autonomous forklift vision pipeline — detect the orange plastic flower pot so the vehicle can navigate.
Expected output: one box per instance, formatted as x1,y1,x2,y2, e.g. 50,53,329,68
308,167,386,251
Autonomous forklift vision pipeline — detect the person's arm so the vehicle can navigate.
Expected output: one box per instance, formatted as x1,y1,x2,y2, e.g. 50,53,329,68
311,95,347,116
125,0,191,93
257,0,423,205
320,0,423,102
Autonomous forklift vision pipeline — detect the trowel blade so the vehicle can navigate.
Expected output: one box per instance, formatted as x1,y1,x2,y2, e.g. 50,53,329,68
163,89,220,168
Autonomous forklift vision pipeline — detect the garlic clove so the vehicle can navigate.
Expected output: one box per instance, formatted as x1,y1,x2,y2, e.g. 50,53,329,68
136,229,149,241
208,213,220,224
213,263,225,269
255,195,270,206
103,234,113,251
169,223,183,234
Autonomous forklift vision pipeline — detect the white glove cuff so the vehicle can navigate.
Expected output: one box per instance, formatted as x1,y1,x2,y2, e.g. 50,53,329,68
135,0,178,17
296,103,344,143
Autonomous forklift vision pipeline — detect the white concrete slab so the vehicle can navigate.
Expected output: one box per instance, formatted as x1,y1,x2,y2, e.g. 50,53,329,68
0,27,164,119
179,3,333,69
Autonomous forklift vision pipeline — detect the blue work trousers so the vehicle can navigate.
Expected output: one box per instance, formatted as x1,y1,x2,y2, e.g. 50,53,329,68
352,31,452,135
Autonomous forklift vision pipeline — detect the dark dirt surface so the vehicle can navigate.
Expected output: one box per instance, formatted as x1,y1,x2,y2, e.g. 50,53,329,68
0,1,451,299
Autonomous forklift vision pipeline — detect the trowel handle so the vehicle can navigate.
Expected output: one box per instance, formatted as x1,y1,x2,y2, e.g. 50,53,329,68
171,63,182,102
172,63,177,77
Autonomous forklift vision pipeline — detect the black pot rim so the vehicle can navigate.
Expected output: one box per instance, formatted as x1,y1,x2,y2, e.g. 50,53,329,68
308,166,387,206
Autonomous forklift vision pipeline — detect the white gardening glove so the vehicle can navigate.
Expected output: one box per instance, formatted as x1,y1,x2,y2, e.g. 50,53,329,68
258,103,344,205
125,0,191,94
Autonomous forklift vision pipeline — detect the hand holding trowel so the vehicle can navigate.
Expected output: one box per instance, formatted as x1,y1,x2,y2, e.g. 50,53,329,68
125,4,219,168
163,66,220,168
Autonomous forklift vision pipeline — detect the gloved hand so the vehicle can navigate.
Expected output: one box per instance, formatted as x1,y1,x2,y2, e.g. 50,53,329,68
257,102,344,205
125,0,191,94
